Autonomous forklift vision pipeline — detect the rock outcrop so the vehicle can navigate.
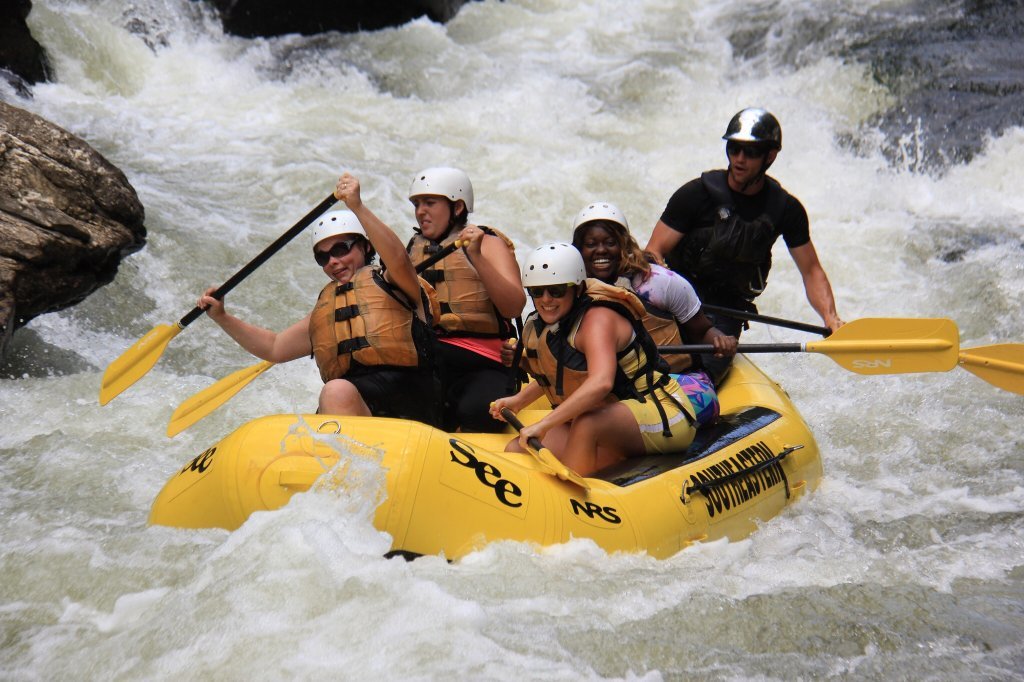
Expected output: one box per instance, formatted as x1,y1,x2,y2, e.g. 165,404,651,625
0,101,146,358
207,0,472,38
0,0,50,92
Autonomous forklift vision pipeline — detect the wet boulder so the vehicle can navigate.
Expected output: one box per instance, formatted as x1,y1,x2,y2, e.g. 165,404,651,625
0,101,146,359
206,0,472,38
0,0,50,92
849,0,1024,171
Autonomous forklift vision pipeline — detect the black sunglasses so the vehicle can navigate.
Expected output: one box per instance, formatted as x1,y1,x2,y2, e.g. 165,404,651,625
726,141,767,159
527,283,574,299
313,237,361,266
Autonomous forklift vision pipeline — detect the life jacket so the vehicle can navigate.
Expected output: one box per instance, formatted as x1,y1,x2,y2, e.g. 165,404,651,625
518,278,691,436
308,267,439,383
407,226,516,338
639,302,692,373
612,276,690,374
667,169,788,302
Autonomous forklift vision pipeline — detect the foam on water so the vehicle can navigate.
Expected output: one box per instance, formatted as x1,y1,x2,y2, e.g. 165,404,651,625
3,0,1023,678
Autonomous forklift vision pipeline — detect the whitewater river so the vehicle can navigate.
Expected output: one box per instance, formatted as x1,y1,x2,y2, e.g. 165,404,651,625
3,0,1022,678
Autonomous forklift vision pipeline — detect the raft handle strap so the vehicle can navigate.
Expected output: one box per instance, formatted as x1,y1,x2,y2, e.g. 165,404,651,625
680,444,803,504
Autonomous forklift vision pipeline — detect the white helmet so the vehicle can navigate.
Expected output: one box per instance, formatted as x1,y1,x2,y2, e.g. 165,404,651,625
571,201,628,231
408,167,474,213
522,242,587,287
311,210,365,248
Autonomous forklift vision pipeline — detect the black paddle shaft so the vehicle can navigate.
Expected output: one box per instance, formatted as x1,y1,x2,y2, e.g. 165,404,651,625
414,240,461,272
701,304,830,337
178,193,339,327
659,343,804,354
500,407,544,452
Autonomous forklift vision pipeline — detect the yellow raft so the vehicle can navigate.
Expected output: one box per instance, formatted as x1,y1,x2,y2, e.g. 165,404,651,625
150,355,822,559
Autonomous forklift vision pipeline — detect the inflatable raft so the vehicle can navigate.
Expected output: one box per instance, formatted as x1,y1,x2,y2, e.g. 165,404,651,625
150,355,822,559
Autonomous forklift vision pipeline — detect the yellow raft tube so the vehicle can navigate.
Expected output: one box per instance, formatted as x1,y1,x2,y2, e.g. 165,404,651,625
150,355,822,559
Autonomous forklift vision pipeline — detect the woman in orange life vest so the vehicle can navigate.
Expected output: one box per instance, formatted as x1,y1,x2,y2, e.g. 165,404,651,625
197,173,439,424
490,243,699,477
571,201,737,426
405,167,526,432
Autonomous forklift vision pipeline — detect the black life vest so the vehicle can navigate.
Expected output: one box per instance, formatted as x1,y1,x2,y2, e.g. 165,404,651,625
668,170,788,302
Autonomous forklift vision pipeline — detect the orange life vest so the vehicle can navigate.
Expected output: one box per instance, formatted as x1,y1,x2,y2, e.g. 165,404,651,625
308,267,439,382
610,276,690,373
519,279,690,435
407,226,515,338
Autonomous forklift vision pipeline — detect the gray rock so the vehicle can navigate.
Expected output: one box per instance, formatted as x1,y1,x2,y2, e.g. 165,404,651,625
851,0,1024,171
206,0,472,38
0,101,146,359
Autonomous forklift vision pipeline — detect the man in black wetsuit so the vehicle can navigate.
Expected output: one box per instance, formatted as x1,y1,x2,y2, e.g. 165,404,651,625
645,107,844,384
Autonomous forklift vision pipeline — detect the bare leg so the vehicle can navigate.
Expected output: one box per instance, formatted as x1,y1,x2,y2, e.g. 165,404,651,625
319,379,372,416
560,402,644,475
503,423,570,455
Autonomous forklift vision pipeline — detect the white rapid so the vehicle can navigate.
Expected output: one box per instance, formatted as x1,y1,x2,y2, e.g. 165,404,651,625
2,0,1022,678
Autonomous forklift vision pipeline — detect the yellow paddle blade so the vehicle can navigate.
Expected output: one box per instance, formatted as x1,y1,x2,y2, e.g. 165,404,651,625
530,444,591,490
167,361,275,437
958,344,1024,395
499,407,590,490
99,324,182,405
806,317,959,375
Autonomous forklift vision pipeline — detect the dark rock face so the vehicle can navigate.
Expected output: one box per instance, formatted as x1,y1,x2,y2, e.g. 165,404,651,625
725,0,1024,173
0,101,146,358
0,0,50,91
207,0,472,38
847,0,1024,171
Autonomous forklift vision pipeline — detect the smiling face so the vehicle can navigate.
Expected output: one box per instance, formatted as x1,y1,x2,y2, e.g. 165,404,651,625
411,195,459,240
576,223,622,283
314,233,367,284
530,284,577,325
726,143,777,191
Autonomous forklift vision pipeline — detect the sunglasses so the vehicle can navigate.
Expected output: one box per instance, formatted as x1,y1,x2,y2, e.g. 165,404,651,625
726,142,767,159
527,283,574,299
313,237,361,266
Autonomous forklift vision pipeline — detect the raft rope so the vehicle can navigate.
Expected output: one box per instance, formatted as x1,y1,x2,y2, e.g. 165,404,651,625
680,444,804,504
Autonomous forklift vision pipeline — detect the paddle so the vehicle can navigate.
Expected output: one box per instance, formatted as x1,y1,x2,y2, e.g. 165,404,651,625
696,307,1022,393
958,344,1024,395
499,407,590,490
166,361,276,437
659,317,960,375
166,239,467,436
700,303,831,337
99,194,339,405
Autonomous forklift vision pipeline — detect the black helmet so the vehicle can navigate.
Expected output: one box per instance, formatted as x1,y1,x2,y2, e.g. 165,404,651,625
723,108,782,150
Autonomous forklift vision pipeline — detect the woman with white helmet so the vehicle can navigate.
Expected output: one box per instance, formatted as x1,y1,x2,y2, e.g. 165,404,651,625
197,172,439,424
406,167,525,432
490,243,698,476
571,201,736,426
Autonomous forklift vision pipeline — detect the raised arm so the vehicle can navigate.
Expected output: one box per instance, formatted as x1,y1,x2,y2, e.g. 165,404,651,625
335,173,422,307
460,226,526,318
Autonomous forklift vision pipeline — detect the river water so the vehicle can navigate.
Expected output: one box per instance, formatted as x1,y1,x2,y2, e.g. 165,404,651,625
3,0,1023,679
